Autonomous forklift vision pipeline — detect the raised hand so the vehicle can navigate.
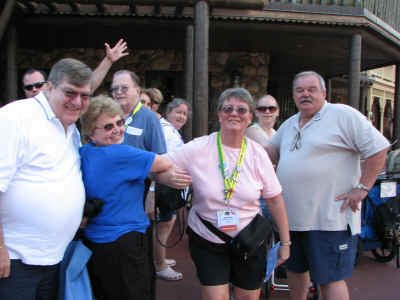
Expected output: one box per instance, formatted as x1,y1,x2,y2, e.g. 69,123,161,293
105,38,129,63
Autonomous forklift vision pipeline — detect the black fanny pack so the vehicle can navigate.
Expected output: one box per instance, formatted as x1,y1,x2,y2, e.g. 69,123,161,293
155,183,187,212
198,212,273,260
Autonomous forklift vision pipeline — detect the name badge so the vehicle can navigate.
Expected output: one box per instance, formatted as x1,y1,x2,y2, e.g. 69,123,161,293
126,126,143,136
217,209,239,232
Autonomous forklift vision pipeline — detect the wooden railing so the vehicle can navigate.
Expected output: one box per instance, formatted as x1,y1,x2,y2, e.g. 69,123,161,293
266,0,400,33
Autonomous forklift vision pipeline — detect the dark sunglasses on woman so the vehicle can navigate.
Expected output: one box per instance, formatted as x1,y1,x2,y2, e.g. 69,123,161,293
256,106,278,113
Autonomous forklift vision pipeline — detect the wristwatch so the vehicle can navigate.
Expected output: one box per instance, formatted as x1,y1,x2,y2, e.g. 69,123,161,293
356,183,370,192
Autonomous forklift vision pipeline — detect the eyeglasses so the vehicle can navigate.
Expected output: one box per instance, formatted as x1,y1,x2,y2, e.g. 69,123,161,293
61,88,91,102
110,85,129,95
290,131,302,151
96,119,125,131
256,106,278,113
221,105,249,115
24,81,46,91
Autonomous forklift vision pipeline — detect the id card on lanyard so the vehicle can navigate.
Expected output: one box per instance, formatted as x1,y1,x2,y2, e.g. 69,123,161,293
217,209,239,232
216,132,247,232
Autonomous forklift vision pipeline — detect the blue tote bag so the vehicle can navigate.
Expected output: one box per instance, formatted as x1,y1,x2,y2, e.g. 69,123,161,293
59,240,93,300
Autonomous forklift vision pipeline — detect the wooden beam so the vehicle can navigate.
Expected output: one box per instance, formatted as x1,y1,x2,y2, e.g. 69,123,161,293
193,0,209,137
183,24,194,141
42,0,56,13
6,24,18,102
175,2,184,16
154,1,161,15
19,1,35,12
127,0,264,9
96,0,105,13
348,33,361,109
393,64,400,149
0,0,16,43
129,0,137,14
67,0,79,13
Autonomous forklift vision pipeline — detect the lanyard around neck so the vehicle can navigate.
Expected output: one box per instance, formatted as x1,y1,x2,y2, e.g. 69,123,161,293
216,131,247,205
125,101,142,128
130,101,142,118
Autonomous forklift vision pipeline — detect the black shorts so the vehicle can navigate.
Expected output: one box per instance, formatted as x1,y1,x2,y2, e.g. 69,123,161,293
187,227,266,290
84,231,152,300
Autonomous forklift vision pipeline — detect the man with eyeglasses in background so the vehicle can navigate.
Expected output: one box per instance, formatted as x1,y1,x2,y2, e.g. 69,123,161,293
0,58,92,300
110,69,166,300
258,71,390,300
22,68,48,98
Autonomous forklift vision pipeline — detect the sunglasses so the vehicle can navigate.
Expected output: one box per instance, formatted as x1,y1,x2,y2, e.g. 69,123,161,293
221,105,249,115
110,85,129,94
256,106,278,113
96,119,125,132
24,81,46,91
290,131,302,151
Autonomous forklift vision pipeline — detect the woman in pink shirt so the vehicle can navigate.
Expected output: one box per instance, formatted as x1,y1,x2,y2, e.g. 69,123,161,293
167,88,290,300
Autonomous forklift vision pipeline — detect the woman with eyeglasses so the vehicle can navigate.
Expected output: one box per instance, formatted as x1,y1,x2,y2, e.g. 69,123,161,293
139,88,152,109
146,87,164,119
154,98,191,281
78,95,191,300
246,94,280,141
246,95,280,219
166,88,290,300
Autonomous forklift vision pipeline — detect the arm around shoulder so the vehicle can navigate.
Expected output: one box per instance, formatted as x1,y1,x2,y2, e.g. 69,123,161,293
246,127,279,165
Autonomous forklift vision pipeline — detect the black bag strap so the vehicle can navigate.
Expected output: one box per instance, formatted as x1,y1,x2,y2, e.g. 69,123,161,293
196,212,232,243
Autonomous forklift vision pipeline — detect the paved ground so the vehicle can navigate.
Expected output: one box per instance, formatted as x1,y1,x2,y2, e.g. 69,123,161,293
156,229,400,300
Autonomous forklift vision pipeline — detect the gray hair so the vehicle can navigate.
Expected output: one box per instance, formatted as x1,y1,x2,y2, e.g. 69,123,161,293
293,71,326,92
48,58,92,87
165,98,192,119
217,88,255,113
113,70,140,87
80,94,124,143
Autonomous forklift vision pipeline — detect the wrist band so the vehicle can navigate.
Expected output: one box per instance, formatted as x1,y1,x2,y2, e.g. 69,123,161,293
280,241,292,246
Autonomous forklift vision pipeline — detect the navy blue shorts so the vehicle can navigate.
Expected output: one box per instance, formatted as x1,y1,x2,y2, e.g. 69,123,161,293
286,228,358,285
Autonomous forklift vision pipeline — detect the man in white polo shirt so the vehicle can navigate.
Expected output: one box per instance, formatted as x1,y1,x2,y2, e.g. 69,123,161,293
263,71,390,300
0,58,92,299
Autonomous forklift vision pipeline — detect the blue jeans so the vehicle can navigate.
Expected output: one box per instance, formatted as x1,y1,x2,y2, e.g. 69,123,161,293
0,259,59,300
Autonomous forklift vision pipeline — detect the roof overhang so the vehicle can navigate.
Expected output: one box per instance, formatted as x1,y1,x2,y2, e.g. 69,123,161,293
7,1,400,82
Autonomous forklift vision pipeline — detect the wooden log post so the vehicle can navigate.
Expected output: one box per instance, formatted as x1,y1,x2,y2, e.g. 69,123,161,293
348,33,361,109
183,24,194,142
193,0,209,137
0,0,16,42
6,24,18,102
393,64,400,149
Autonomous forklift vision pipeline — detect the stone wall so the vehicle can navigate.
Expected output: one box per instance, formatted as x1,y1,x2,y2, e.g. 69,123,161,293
17,48,270,128
18,47,269,96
